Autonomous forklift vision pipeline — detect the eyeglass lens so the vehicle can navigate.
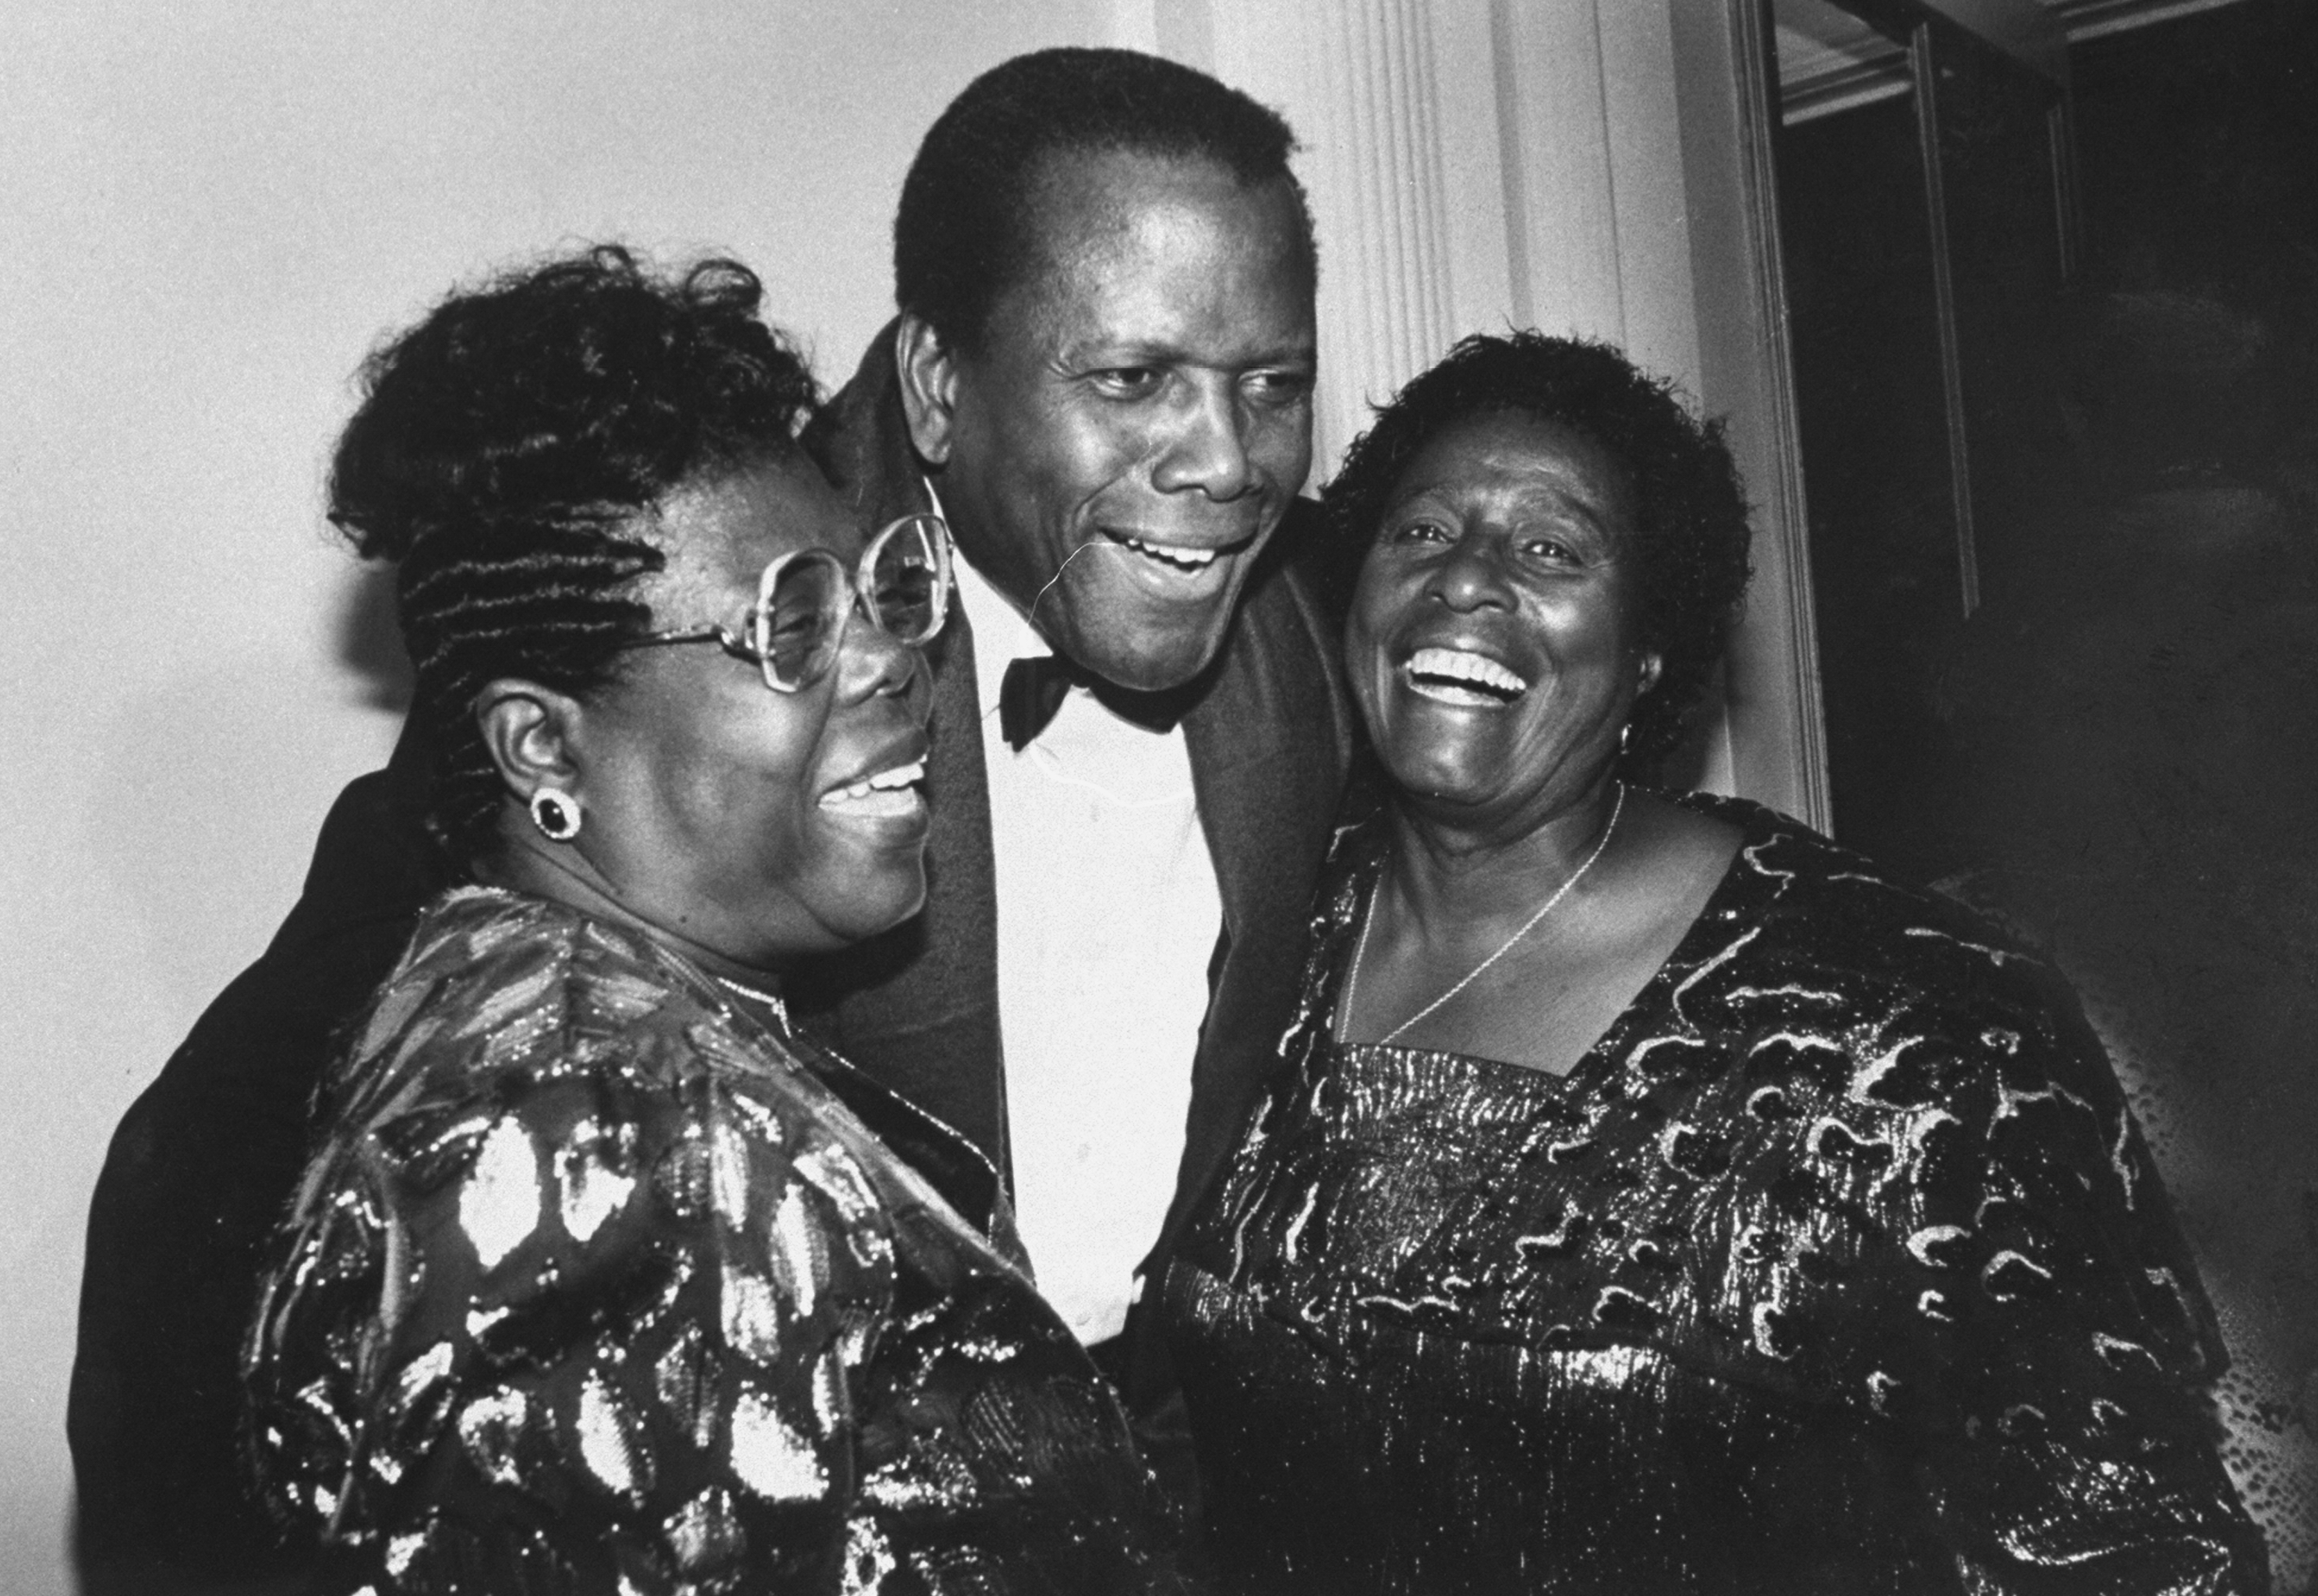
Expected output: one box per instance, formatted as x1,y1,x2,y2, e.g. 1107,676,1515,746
758,556,844,690
751,519,945,691
865,518,943,644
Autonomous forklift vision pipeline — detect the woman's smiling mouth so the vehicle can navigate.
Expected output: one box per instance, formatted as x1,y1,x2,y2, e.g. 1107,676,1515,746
818,757,928,819
1403,646,1530,707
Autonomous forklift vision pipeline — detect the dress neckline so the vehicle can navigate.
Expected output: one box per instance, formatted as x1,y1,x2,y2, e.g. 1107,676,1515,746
1333,1036,1589,1092
1320,793,1774,1088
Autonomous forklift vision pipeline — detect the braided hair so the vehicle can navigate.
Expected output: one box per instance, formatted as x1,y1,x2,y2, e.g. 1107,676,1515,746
329,245,819,864
1320,330,1754,778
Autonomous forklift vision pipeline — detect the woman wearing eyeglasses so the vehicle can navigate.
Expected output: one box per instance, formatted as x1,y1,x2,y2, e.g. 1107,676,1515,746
240,248,1182,1594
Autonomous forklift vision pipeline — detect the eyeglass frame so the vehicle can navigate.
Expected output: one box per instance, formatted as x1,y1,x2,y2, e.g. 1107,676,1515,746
613,511,953,694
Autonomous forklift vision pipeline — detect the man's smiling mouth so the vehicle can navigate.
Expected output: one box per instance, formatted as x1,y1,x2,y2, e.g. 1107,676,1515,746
1099,528,1253,574
1404,646,1529,706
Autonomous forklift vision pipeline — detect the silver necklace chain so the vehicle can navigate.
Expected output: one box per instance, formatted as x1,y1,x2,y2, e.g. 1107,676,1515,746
1343,782,1627,1047
714,974,791,1033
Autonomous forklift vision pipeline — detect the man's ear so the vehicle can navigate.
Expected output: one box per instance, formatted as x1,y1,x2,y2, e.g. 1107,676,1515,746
475,679,587,803
896,312,961,466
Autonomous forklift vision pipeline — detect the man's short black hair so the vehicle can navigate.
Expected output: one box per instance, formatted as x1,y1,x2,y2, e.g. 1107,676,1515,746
895,47,1314,350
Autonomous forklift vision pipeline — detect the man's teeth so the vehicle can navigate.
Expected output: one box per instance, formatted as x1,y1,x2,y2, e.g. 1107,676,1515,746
822,761,925,806
1405,647,1528,698
1119,535,1218,571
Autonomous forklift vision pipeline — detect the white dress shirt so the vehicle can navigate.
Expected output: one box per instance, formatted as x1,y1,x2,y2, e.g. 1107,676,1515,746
949,551,1220,1345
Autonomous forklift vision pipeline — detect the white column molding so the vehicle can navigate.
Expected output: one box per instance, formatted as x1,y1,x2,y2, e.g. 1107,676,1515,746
1427,0,1515,341
1667,0,1831,826
1595,2,1705,388
1201,1,1459,475
1490,0,1627,345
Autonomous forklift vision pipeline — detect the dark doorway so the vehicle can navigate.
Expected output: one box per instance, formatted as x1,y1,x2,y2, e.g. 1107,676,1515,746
1769,0,2318,1581
1773,2,2076,886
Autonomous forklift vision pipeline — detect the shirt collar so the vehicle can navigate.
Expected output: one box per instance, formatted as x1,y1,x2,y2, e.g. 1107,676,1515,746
925,478,1048,719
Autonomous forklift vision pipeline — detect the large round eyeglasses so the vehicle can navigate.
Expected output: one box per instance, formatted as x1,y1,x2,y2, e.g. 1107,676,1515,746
616,513,953,694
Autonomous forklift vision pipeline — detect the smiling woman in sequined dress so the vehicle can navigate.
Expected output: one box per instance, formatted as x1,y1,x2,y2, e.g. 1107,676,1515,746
239,248,1181,1595
1161,331,2266,1594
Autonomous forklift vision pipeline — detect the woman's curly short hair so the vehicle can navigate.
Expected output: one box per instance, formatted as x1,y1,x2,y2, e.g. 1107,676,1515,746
1320,330,1754,776
330,245,819,864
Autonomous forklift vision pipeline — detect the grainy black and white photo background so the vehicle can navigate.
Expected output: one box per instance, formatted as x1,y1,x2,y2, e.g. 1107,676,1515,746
2,1,2309,1591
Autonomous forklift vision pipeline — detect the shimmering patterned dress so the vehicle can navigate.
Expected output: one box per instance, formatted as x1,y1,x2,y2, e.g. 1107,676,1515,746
244,888,1181,1595
1164,796,2266,1594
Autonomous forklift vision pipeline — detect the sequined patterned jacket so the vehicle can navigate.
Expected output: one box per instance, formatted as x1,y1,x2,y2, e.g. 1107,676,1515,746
1167,796,2267,1594
243,888,1182,1595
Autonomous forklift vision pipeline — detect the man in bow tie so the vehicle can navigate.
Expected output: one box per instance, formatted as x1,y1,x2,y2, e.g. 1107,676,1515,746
72,44,1351,1591
792,47,1351,1383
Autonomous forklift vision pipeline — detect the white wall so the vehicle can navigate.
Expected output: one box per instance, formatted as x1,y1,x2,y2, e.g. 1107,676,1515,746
0,4,1123,1589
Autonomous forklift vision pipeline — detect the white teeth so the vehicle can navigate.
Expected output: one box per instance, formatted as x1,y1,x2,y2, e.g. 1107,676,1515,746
1406,647,1528,697
820,760,925,808
1122,535,1218,570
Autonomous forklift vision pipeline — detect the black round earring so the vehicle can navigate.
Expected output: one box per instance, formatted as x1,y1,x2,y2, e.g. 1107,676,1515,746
529,789,581,842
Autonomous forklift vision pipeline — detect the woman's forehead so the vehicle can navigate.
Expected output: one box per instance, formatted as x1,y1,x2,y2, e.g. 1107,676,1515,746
648,457,860,602
1380,411,1630,535
1400,411,1619,489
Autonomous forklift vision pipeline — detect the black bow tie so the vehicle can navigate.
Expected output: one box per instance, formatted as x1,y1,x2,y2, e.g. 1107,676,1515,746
998,655,1188,750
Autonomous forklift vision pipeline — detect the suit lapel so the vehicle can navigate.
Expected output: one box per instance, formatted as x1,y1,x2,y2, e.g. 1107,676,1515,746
792,327,1012,1180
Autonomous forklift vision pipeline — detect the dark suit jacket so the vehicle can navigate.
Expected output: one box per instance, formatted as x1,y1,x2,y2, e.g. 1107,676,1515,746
68,327,1353,1590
